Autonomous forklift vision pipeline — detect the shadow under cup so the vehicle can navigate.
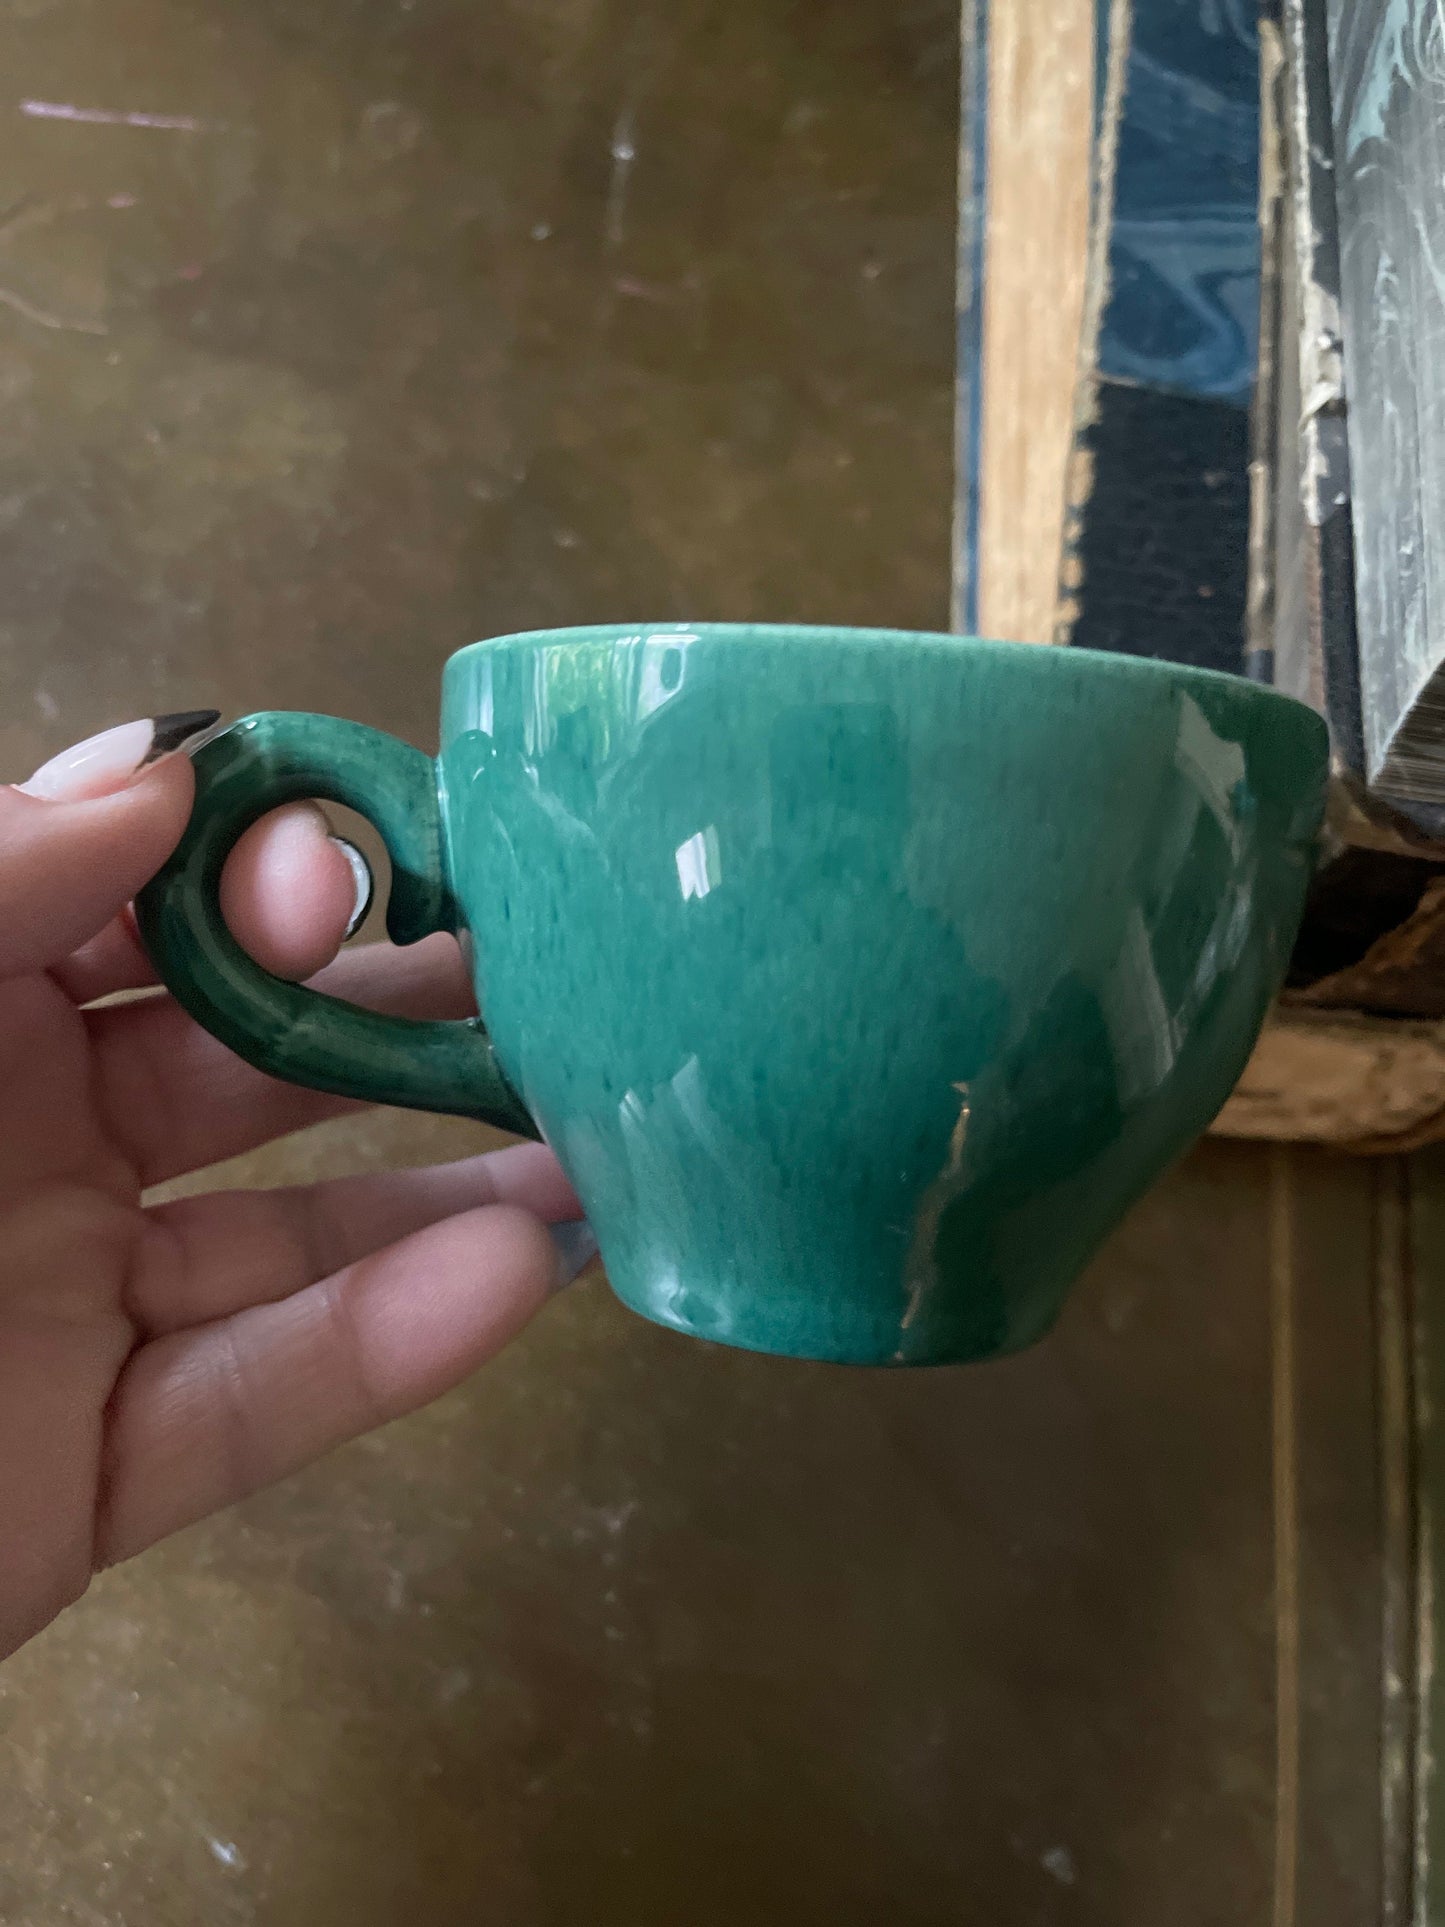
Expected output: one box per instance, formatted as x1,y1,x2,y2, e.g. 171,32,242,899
138,625,1329,1367
438,626,1328,1364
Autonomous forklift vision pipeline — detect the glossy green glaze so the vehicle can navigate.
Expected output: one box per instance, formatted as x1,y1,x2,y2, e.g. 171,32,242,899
139,625,1328,1366
135,712,535,1134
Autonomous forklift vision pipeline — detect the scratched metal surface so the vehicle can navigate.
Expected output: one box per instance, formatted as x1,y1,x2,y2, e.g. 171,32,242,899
1259,0,1363,768
1328,0,1445,811
0,0,1392,1919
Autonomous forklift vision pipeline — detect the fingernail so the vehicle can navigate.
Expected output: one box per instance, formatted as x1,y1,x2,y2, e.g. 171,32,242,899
18,709,220,802
548,1220,599,1291
330,836,375,940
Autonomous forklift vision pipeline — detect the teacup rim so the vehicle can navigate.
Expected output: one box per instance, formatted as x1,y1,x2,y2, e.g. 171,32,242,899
446,623,1326,729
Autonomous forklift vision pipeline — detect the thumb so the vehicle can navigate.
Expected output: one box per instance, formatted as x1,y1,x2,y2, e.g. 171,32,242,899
0,713,216,981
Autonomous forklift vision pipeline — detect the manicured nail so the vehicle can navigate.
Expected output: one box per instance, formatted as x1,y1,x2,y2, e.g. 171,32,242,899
18,709,220,801
142,709,221,765
331,836,375,940
548,1220,599,1291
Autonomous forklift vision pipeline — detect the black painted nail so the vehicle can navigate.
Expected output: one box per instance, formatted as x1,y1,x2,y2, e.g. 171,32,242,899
141,709,222,765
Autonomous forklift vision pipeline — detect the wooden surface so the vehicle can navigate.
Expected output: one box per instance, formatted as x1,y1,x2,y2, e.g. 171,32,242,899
973,0,1093,645
1265,1144,1394,1923
1410,1154,1445,1922
1213,1007,1445,1152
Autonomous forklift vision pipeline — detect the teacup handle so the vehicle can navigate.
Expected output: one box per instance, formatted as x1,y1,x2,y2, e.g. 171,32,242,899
134,711,539,1135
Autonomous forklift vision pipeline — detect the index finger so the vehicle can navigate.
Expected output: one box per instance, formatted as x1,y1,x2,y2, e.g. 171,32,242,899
0,757,195,984
54,804,364,1005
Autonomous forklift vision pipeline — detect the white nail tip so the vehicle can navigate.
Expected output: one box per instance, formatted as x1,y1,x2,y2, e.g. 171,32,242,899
330,837,375,939
19,718,154,800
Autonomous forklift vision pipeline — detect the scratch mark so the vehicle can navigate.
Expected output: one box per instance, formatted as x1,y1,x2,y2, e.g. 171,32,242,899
604,107,637,250
613,274,678,304
20,100,220,132
0,283,105,333
0,194,113,335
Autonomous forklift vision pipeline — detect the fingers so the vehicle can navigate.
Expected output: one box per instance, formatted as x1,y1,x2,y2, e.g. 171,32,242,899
51,911,160,1005
87,933,477,1186
132,1141,583,1336
53,804,368,1004
0,750,197,983
219,804,368,982
95,1203,558,1566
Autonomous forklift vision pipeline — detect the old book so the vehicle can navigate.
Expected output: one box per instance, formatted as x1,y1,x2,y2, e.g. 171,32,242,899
955,0,1263,677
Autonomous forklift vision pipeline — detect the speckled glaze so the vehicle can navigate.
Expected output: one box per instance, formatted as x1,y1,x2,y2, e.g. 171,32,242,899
138,625,1328,1365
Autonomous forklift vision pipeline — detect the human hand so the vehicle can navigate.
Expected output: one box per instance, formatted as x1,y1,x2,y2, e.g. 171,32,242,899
0,713,588,1658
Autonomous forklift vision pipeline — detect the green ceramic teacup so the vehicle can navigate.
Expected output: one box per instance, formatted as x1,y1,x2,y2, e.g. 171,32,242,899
137,625,1328,1366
